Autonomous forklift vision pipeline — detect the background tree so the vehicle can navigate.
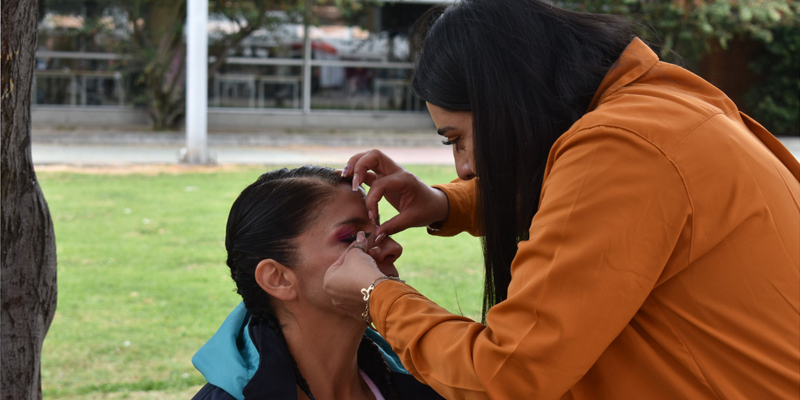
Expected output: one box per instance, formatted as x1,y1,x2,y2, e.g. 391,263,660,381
563,0,800,135
115,0,305,129
564,0,798,65
2,0,59,398
745,19,800,135
116,0,189,130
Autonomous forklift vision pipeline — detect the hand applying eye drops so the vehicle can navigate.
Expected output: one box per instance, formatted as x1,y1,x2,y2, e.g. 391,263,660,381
324,231,385,320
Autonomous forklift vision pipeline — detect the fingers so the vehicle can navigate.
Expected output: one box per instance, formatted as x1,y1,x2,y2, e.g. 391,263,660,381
363,172,417,226
351,232,377,264
368,246,381,257
339,168,377,193
353,170,379,193
349,231,369,255
364,172,412,207
354,150,402,183
342,149,403,189
348,244,368,254
373,213,418,242
361,171,379,187
362,183,386,227
330,231,368,269
340,149,430,241
341,151,368,178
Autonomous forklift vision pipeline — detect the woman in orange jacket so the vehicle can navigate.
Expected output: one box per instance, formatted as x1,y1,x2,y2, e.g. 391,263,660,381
324,1,800,399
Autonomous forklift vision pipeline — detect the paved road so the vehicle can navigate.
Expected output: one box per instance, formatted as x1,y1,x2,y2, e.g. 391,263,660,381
31,129,456,166
31,129,799,166
31,143,455,166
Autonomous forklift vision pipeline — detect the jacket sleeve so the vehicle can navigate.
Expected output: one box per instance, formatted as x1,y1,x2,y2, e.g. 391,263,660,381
430,179,482,237
371,127,691,399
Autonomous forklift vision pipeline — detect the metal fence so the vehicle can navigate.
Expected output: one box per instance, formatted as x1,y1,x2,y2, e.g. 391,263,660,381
33,50,425,113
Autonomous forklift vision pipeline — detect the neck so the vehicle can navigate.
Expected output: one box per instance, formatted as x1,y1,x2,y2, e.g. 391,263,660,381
280,308,374,400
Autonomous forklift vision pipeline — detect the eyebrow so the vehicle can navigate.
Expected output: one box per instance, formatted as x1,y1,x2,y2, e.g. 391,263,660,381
437,126,456,136
334,217,371,228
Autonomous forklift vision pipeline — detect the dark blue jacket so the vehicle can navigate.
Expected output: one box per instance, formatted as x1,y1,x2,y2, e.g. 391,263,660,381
191,303,443,400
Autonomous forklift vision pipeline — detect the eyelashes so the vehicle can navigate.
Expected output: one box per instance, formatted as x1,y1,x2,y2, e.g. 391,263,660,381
338,231,373,244
340,233,358,243
442,137,460,146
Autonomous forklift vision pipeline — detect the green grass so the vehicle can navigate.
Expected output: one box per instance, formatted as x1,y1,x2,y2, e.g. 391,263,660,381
38,165,484,399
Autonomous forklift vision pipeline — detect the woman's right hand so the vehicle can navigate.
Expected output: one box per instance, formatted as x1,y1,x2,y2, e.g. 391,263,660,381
342,149,450,241
324,231,387,320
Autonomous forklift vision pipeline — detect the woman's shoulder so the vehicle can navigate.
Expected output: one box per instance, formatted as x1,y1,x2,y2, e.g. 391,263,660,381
570,61,747,156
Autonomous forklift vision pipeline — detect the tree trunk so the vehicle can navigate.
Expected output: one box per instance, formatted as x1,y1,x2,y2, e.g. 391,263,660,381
1,0,59,398
144,0,187,129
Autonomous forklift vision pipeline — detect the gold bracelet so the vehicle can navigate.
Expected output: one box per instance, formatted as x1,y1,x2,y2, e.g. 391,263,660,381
361,276,406,328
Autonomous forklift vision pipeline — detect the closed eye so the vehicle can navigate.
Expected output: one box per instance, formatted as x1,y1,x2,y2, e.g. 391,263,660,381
442,137,460,146
340,232,372,244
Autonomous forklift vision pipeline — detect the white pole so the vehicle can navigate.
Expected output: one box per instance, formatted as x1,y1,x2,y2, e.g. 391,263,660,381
302,0,312,114
184,0,209,164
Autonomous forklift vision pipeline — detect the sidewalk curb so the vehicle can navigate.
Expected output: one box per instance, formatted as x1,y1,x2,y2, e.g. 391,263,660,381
31,129,442,148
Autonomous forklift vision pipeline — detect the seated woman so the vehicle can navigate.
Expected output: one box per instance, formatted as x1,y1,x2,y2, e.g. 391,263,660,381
191,166,443,400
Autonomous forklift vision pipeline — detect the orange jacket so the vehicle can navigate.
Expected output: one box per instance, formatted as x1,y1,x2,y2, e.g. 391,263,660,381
370,38,800,400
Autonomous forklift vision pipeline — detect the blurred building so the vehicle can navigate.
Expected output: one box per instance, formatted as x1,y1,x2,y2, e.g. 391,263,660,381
32,0,443,130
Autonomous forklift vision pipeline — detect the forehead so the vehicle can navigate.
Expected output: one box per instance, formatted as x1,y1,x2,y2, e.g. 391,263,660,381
336,181,366,200
312,183,367,226
427,102,471,128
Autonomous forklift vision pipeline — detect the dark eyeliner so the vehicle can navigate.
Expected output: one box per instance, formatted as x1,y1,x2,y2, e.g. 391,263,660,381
341,232,372,243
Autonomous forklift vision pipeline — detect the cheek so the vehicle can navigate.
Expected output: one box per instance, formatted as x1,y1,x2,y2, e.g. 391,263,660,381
296,249,340,286
321,245,351,270
453,149,470,168
315,251,342,274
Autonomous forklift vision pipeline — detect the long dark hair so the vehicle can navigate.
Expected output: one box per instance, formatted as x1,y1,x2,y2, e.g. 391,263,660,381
411,0,636,320
225,166,398,399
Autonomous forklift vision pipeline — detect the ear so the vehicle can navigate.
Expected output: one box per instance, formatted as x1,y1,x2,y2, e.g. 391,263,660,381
255,259,298,302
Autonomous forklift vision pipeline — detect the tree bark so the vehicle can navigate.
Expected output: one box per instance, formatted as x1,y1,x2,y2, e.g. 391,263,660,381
1,0,59,398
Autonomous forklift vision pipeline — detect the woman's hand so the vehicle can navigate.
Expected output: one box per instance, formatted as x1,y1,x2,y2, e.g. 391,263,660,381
324,231,386,320
342,149,450,241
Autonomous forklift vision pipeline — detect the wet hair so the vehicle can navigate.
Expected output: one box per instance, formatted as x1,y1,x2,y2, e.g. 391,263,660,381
225,166,399,399
411,0,637,320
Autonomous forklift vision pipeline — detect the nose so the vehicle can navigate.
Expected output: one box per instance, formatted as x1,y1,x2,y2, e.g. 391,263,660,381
456,161,476,181
374,236,403,264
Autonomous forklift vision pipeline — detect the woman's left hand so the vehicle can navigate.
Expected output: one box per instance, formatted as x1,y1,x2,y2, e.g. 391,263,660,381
324,231,386,320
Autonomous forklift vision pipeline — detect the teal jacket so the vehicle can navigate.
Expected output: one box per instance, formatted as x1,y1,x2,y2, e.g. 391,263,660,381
191,302,443,400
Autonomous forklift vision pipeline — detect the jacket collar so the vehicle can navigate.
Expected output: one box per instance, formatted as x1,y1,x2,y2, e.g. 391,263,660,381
194,302,439,400
242,318,298,399
242,318,404,400
587,37,659,112
192,302,260,400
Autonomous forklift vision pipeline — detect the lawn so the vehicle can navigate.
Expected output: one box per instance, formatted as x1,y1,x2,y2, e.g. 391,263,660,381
38,164,485,399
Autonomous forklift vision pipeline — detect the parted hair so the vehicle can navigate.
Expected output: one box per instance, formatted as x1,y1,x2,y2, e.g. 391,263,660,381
411,0,637,320
225,166,399,400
